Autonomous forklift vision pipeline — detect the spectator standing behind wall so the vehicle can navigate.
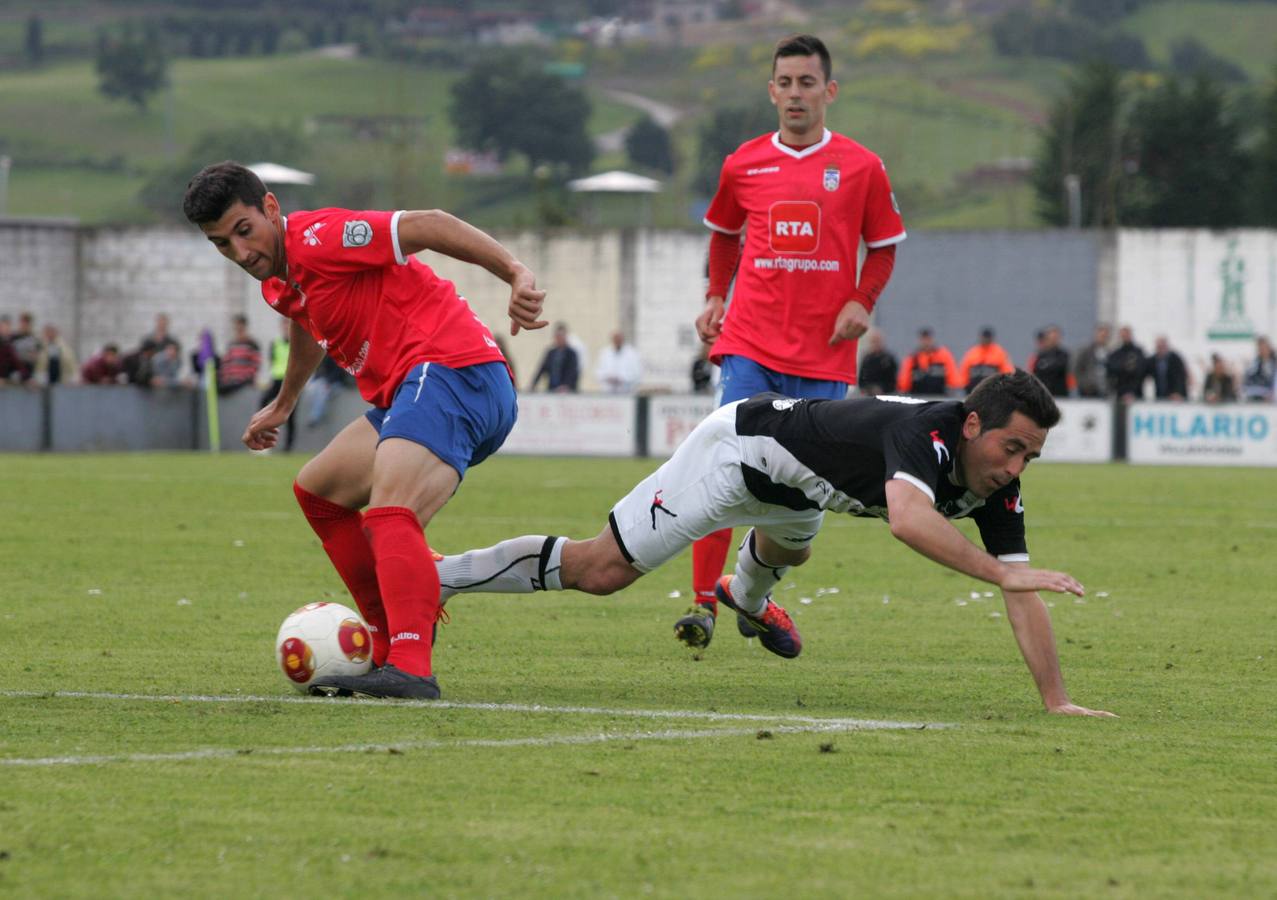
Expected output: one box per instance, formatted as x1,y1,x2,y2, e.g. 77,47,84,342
34,324,77,385
690,344,717,394
958,326,1014,394
10,312,40,383
81,344,125,384
857,330,898,397
1143,336,1188,401
1202,354,1237,403
1242,336,1276,402
1107,326,1146,402
148,343,186,388
529,322,579,393
218,314,262,395
0,316,26,383
594,331,642,394
260,319,296,452
1030,325,1073,398
1074,324,1111,398
897,328,959,396
305,355,355,428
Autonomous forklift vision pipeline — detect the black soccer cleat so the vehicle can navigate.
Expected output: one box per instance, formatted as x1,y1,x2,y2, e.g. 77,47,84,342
309,664,442,700
715,576,803,659
673,601,718,650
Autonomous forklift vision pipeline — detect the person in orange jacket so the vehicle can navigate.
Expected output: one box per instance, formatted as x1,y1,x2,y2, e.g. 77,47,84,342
898,327,960,396
958,326,1016,394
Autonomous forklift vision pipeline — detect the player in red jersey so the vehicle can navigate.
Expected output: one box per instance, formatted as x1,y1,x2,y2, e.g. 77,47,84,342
183,161,547,700
676,34,907,651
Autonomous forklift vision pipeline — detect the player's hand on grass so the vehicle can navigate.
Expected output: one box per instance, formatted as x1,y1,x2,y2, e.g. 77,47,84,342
507,264,547,335
696,296,726,343
828,300,871,345
999,566,1084,597
1048,702,1119,718
243,401,291,450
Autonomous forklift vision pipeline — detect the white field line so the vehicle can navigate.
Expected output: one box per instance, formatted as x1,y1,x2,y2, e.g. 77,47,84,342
0,690,948,767
0,690,947,730
1,722,910,768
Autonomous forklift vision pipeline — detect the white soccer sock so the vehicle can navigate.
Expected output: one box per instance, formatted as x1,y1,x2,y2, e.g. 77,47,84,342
437,535,566,601
730,529,788,616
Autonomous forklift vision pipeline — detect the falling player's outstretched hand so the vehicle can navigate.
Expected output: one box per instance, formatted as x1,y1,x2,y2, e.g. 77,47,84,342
1048,702,1119,718
242,400,292,450
507,264,547,336
999,566,1085,597
828,300,871,345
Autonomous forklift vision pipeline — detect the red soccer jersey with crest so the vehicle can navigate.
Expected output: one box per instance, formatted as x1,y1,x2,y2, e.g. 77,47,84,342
260,209,506,408
703,129,906,383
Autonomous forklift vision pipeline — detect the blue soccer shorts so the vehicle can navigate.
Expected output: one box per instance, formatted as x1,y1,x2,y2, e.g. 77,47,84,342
718,354,849,406
365,360,517,479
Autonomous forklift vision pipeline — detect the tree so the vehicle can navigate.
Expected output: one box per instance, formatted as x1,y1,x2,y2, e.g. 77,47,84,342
625,115,675,175
96,25,169,111
1124,74,1248,227
1031,63,1127,227
139,125,308,221
1252,71,1277,226
24,15,43,67
449,59,594,174
694,103,775,195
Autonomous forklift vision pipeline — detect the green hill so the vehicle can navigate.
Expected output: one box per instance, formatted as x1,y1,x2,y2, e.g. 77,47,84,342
1,0,1275,229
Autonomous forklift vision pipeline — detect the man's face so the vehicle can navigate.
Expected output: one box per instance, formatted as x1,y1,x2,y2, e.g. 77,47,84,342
1095,325,1110,345
918,333,934,351
768,54,836,139
1119,327,1133,344
199,195,285,282
957,410,1046,499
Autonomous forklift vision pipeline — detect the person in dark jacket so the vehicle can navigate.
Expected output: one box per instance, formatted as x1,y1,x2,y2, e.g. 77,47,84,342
1143,336,1188,401
1106,325,1146,401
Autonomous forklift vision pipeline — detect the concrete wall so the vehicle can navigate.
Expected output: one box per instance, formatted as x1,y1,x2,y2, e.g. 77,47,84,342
3,220,1273,399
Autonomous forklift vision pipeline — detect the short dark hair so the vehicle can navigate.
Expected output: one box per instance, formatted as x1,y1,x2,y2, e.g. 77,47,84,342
963,370,1060,431
182,161,268,225
773,34,832,82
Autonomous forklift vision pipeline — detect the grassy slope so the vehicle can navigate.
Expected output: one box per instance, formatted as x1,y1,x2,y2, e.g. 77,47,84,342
1,453,1275,896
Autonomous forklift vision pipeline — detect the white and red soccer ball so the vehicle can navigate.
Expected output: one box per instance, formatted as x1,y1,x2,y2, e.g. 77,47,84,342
275,601,372,692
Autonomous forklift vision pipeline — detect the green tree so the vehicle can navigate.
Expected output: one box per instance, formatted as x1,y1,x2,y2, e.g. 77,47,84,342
96,25,169,111
139,125,308,222
1252,71,1277,226
694,103,774,195
625,115,675,175
1031,63,1127,226
24,15,43,67
1124,74,1248,227
449,58,594,174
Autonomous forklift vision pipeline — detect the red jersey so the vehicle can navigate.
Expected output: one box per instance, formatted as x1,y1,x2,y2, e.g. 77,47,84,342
703,129,906,383
261,209,505,408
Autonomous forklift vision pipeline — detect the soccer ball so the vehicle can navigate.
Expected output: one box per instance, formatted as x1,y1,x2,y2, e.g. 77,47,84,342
275,601,372,692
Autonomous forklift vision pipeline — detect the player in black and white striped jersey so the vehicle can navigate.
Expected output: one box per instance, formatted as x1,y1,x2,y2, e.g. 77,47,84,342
435,371,1116,717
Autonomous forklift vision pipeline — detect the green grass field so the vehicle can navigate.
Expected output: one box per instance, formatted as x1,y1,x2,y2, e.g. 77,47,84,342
1,452,1275,896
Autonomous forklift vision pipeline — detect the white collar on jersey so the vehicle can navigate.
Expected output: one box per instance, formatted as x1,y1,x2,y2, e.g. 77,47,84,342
771,128,833,159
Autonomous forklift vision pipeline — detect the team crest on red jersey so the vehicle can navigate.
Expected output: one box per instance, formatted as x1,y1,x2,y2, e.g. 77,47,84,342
768,200,821,254
823,167,840,192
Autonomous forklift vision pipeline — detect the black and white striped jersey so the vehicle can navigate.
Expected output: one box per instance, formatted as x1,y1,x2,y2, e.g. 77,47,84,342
732,393,1028,559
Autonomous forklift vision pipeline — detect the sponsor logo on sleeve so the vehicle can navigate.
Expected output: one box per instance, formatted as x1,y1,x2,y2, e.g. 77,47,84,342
929,429,950,466
302,222,325,246
1005,494,1024,514
342,220,373,248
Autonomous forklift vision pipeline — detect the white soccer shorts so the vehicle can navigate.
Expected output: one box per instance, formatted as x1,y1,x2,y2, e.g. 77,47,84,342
608,403,825,572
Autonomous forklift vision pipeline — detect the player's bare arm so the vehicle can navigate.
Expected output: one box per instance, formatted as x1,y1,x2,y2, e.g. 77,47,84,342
396,209,547,335
242,320,324,450
884,479,1084,596
1001,578,1118,718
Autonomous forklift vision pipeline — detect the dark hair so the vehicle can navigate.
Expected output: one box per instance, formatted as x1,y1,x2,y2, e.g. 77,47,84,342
963,370,1060,431
182,161,268,225
773,34,832,82
232,314,247,326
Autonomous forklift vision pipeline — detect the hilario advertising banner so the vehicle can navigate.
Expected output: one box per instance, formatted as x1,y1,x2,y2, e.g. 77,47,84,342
1127,402,1277,467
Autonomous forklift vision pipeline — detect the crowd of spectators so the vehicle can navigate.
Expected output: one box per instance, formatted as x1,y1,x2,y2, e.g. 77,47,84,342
7,309,1276,407
858,325,1277,404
